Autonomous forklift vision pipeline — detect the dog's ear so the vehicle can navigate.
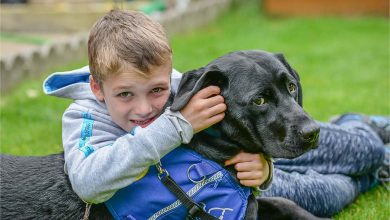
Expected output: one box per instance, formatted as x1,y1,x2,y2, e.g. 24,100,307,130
171,65,228,111
274,53,303,106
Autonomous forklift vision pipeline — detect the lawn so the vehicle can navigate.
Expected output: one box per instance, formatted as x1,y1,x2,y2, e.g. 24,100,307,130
1,0,389,219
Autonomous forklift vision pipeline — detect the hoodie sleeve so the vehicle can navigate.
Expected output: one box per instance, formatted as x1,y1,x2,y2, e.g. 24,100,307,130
62,103,193,204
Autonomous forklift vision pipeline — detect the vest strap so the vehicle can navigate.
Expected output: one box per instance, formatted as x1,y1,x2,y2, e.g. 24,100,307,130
157,164,218,220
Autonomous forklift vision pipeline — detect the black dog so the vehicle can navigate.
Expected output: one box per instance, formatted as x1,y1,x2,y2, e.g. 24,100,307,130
1,50,324,220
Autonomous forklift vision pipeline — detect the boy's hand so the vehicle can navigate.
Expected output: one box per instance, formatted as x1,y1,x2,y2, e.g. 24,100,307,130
225,152,270,187
180,86,226,133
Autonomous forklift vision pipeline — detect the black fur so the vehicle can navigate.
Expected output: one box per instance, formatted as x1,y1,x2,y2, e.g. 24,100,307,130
0,153,111,219
1,50,326,220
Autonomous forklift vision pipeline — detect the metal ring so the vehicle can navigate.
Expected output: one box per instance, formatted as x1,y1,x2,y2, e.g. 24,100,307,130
187,164,206,184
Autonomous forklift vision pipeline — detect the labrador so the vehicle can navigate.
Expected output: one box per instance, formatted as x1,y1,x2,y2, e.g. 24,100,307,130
1,50,325,220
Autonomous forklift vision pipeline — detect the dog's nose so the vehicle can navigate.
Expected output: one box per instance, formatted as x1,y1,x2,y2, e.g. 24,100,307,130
300,123,320,146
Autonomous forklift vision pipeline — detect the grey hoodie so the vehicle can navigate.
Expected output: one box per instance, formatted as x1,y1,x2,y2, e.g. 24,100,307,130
43,66,193,204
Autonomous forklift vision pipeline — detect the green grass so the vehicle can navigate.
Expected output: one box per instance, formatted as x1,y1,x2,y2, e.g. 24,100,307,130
0,60,86,155
1,0,389,219
335,185,390,220
0,32,51,45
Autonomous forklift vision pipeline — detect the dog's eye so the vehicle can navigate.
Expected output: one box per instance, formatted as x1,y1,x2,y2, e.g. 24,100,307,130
253,97,266,106
288,83,297,94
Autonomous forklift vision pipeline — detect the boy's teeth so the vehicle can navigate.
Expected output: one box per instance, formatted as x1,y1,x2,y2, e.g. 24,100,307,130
133,118,151,124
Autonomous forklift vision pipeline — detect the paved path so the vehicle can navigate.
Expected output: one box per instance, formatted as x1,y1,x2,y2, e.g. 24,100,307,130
1,33,77,60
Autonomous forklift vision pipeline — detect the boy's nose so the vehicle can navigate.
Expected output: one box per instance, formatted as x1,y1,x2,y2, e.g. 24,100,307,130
134,99,153,117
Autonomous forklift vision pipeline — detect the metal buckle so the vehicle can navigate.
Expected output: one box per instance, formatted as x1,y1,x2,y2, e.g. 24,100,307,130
156,162,169,179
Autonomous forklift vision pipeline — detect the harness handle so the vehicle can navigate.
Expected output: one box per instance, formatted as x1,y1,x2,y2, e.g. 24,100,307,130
156,163,218,220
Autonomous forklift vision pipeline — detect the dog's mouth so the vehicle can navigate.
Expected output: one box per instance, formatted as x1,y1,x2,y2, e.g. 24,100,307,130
270,130,320,159
259,122,320,159
288,140,319,158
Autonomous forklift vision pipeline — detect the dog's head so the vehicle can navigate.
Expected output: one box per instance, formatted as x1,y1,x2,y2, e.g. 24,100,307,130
171,50,319,162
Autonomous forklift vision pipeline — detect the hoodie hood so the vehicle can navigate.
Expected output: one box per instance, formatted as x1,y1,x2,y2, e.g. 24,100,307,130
43,66,96,100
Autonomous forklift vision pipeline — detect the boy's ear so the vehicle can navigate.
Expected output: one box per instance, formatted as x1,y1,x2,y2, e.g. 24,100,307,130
171,65,228,111
89,75,105,102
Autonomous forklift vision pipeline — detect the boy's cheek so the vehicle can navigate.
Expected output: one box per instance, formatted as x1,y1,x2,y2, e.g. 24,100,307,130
157,93,171,110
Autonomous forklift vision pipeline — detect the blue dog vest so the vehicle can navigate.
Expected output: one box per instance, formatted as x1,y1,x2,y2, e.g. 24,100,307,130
105,147,251,220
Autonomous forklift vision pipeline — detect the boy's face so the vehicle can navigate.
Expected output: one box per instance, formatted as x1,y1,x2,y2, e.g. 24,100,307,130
90,63,172,132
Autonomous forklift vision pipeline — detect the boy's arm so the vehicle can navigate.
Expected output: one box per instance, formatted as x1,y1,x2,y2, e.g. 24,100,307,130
64,86,225,204
63,105,193,204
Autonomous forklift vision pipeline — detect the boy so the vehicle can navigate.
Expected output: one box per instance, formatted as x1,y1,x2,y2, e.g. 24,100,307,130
43,9,271,205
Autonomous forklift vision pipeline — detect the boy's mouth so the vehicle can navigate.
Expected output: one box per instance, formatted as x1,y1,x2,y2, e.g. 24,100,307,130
131,116,157,128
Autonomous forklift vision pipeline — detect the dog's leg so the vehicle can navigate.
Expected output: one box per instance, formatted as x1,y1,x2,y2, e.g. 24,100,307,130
257,197,331,220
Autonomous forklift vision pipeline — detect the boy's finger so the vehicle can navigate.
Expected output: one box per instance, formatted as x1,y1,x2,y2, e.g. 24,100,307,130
225,152,259,166
224,153,243,166
237,171,263,180
196,86,221,98
234,161,262,172
204,95,225,108
194,112,225,134
206,103,227,117
205,112,225,127
240,179,263,187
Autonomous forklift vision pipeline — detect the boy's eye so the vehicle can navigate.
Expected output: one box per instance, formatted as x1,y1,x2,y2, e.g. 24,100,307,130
151,88,163,93
118,92,133,98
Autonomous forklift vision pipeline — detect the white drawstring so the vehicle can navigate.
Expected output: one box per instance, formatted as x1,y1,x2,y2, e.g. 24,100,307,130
82,202,92,220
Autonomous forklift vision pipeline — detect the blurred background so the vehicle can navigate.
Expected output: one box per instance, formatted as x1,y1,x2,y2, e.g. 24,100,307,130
1,0,230,92
0,0,389,219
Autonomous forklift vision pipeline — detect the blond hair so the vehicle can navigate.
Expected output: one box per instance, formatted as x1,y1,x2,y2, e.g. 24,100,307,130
88,9,172,86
